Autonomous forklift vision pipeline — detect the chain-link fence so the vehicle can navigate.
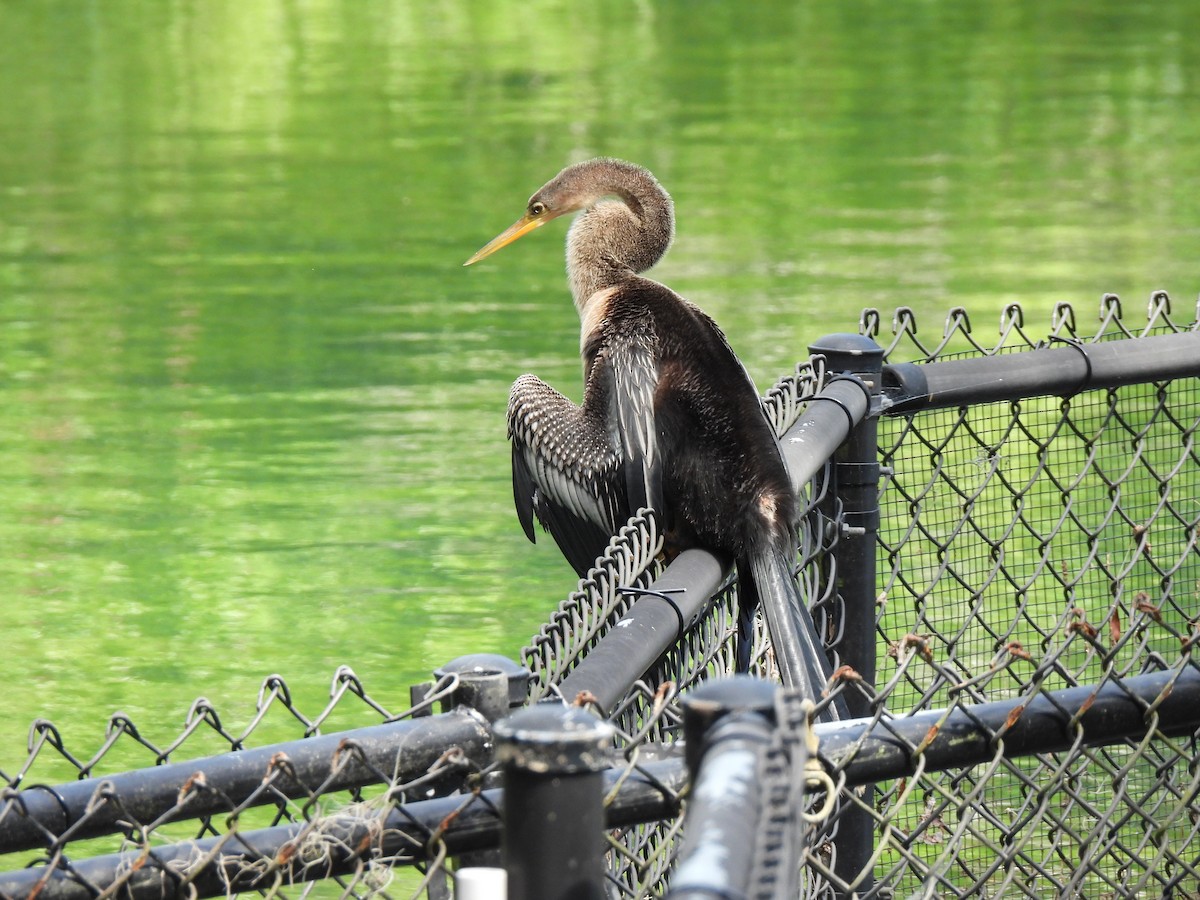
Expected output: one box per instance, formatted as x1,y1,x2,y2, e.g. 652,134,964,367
1,293,1198,899
859,292,1200,898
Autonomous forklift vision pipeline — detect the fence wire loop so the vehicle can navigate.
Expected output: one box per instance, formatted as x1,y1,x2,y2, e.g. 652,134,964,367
794,700,837,825
615,586,688,641
1045,334,1095,396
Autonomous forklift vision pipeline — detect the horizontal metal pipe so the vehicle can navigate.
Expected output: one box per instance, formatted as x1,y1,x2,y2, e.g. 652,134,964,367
779,376,872,494
817,667,1200,784
0,709,491,854
556,547,730,714
5,669,1193,899
0,757,688,900
883,330,1200,413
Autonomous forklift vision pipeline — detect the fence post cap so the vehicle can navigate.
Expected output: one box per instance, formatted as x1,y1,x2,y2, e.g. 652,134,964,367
680,677,777,775
494,703,615,774
682,675,777,719
808,332,884,357
681,676,777,742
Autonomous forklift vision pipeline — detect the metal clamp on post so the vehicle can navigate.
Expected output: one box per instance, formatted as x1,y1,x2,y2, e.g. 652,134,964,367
434,654,533,722
833,459,881,533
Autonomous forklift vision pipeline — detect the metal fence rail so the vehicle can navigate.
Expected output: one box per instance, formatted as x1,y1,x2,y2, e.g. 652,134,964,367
1,292,1198,899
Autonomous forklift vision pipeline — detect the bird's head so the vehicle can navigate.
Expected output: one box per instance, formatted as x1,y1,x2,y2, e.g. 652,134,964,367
463,159,672,285
463,185,579,266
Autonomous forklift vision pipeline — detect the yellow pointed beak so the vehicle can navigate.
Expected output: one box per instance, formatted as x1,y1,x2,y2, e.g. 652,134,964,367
464,213,549,266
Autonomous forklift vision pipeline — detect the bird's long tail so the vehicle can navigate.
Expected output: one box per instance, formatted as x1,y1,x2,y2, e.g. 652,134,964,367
739,543,846,720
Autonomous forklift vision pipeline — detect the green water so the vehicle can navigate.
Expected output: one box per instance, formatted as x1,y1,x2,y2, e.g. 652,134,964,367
2,0,1199,768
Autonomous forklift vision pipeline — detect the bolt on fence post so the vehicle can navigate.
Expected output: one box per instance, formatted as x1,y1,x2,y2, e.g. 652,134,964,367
668,676,778,900
494,704,616,900
809,333,884,898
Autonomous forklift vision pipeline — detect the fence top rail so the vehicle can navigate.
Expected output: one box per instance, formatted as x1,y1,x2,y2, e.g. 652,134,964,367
0,707,491,856
815,666,1200,786
881,329,1200,414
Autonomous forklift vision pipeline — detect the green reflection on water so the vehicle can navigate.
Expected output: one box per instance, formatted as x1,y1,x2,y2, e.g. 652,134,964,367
1,0,1199,776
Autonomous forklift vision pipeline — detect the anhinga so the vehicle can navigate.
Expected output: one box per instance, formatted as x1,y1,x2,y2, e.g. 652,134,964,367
465,158,837,704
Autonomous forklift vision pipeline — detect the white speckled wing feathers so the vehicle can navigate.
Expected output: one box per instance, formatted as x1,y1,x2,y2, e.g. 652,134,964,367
607,336,664,518
507,373,627,574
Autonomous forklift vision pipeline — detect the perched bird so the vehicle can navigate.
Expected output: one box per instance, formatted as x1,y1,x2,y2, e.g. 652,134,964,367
465,158,837,704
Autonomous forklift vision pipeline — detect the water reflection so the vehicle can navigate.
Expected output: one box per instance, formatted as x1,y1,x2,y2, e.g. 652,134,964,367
1,0,1199,772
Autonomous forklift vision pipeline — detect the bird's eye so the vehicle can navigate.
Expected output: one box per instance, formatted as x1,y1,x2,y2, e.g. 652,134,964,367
530,202,546,216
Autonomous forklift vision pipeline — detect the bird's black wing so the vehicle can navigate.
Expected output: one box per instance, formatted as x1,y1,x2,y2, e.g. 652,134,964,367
508,373,629,576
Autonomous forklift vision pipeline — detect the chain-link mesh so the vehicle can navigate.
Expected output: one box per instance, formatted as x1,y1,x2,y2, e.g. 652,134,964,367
3,295,1198,899
853,294,1200,898
0,670,494,899
522,511,667,702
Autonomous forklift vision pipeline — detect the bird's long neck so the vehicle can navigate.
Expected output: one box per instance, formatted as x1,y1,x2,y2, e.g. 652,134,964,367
563,162,674,314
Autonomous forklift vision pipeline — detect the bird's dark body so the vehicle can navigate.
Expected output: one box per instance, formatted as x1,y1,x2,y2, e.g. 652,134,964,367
584,278,794,560
467,158,839,708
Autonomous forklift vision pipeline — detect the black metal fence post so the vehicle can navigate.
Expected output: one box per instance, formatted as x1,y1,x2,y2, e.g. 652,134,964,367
494,704,615,900
667,677,778,900
433,654,532,887
809,333,884,898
